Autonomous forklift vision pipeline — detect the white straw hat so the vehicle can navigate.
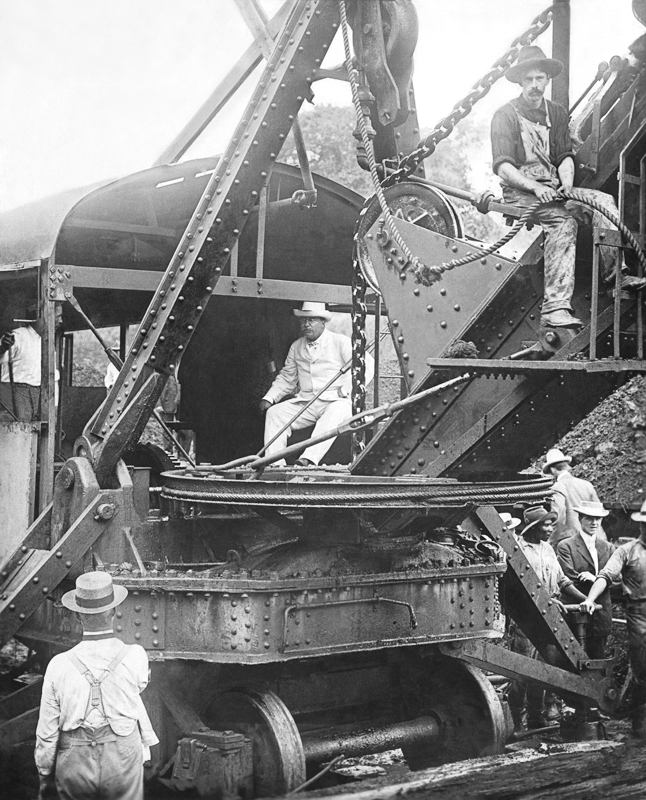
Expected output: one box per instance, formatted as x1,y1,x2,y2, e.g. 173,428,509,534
61,571,128,614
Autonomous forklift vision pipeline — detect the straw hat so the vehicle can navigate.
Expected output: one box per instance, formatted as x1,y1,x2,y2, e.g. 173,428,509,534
632,499,646,523
542,448,572,474
61,572,128,615
293,302,332,321
574,500,609,518
500,512,521,530
506,45,563,84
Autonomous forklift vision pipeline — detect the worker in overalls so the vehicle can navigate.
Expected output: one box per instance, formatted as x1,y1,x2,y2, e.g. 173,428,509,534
491,45,646,329
35,572,158,799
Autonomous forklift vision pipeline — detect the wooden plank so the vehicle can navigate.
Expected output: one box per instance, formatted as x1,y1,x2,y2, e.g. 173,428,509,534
300,741,634,800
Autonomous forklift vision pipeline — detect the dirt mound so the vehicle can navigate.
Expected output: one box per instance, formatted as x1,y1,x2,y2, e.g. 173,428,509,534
550,375,646,509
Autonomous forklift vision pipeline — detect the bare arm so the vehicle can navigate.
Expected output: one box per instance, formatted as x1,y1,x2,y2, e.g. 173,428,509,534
497,163,561,203
557,156,575,191
581,576,610,613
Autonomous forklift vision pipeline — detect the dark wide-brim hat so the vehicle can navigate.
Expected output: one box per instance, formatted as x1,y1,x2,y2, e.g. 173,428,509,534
520,505,557,536
506,45,563,84
62,571,128,614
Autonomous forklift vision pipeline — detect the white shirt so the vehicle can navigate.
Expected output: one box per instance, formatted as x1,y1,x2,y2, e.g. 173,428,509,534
580,530,599,572
0,325,41,386
35,637,158,774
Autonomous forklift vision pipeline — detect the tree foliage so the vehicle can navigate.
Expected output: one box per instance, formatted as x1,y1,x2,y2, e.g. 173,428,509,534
280,105,504,240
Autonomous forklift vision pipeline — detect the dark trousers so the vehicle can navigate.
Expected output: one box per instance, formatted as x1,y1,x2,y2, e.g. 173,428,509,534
507,624,546,726
0,382,40,421
56,725,143,800
626,602,646,724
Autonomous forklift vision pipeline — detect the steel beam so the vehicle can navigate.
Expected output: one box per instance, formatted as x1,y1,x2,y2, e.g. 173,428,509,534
439,640,618,712
153,0,293,166
68,266,351,303
424,358,646,374
82,0,342,485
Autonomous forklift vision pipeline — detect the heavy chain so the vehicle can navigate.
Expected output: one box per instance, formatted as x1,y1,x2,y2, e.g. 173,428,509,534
351,261,368,456
383,6,554,187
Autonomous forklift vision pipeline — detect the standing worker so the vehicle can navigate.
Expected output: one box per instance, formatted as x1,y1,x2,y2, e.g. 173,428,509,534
259,302,373,467
35,572,158,799
542,448,606,546
0,313,41,422
491,45,646,329
507,506,587,730
582,499,646,738
557,501,614,658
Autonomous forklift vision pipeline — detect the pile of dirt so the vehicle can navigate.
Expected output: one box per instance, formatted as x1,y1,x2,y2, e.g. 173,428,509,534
550,375,646,509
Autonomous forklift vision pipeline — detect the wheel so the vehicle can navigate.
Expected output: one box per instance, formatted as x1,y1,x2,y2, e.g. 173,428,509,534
399,653,508,768
357,182,463,293
202,688,306,796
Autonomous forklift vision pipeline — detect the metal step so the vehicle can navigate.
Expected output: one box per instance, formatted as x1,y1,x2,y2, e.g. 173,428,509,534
424,357,646,376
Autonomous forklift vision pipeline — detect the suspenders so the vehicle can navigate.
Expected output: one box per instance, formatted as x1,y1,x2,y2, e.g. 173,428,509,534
67,644,130,722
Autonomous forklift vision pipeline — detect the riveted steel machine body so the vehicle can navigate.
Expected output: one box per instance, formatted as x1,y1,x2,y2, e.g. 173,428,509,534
2,0,646,795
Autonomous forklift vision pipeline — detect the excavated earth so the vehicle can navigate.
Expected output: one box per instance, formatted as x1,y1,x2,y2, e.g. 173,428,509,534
549,375,646,520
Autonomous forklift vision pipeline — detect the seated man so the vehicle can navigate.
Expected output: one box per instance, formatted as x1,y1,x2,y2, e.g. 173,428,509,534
259,302,373,467
491,45,646,329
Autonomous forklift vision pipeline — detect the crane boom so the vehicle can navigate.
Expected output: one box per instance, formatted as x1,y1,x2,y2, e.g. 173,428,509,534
76,0,340,486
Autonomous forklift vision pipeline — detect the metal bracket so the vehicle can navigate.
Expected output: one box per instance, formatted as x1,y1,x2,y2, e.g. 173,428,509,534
47,263,72,302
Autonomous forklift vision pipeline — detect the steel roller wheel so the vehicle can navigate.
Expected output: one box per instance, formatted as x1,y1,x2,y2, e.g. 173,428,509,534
202,688,305,796
357,182,463,293
399,653,508,768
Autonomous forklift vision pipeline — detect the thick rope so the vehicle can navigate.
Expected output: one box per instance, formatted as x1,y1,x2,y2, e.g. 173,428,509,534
410,190,646,286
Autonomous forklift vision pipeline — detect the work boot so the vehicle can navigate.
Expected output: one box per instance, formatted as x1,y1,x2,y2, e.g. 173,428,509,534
540,309,583,328
619,274,646,292
608,274,646,299
509,705,525,734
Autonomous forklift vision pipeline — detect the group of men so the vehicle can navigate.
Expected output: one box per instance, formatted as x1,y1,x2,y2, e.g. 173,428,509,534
506,447,646,739
25,39,646,800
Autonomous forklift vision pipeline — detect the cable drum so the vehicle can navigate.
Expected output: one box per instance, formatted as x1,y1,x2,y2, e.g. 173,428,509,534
161,468,552,510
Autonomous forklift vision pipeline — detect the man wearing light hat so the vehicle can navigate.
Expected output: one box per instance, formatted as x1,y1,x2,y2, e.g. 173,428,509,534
35,572,158,799
582,499,646,737
542,448,606,546
557,500,614,659
491,45,645,330
259,302,373,467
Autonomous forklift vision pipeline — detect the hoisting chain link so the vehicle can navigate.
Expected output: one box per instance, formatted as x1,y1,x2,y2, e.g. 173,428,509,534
344,2,555,293
383,6,554,187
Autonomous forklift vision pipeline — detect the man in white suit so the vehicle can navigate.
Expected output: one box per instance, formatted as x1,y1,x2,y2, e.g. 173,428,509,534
259,302,373,467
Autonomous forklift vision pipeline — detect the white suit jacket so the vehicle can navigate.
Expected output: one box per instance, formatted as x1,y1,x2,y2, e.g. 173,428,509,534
263,329,374,404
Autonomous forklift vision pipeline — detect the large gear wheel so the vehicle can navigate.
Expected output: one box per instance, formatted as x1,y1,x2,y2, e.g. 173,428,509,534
357,182,463,293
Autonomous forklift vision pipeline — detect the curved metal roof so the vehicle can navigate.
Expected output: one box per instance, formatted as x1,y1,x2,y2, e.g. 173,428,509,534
0,157,364,276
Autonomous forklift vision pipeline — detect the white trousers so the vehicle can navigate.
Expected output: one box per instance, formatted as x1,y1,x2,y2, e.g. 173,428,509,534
264,397,352,465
